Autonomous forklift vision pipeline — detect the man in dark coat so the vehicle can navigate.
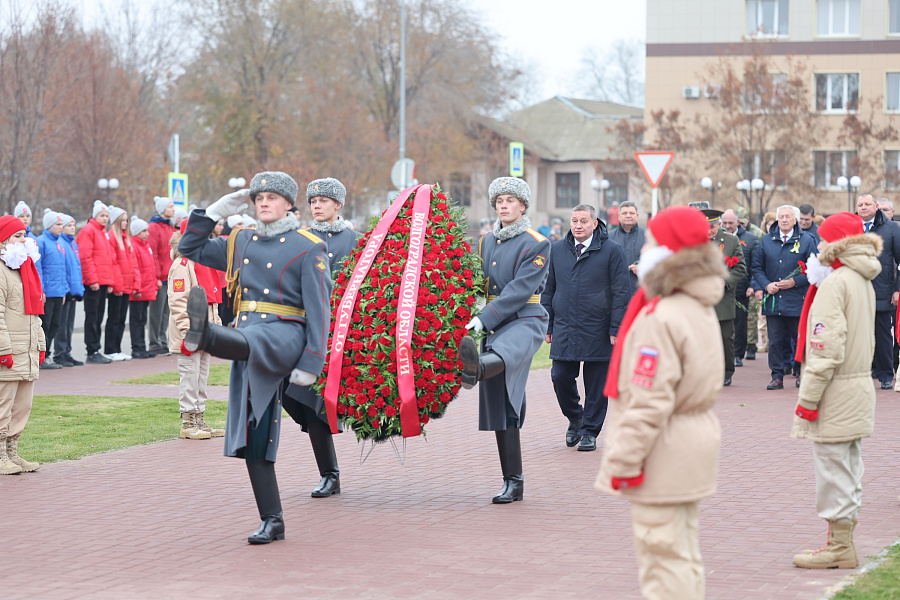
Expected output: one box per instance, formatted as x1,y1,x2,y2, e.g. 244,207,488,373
459,177,550,504
541,204,629,452
722,209,758,364
703,209,746,387
284,177,363,498
799,204,820,244
857,194,900,388
752,205,818,390
179,171,331,545
608,201,645,297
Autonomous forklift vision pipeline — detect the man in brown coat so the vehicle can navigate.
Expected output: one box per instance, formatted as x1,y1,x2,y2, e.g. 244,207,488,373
596,206,726,600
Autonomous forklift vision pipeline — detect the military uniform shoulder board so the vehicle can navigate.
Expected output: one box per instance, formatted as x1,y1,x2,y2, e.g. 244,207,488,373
525,228,547,242
297,229,324,244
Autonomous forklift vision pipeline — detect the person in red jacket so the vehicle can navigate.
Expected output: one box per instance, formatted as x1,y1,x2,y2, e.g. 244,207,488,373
76,200,116,364
129,216,158,359
104,206,138,361
148,196,176,356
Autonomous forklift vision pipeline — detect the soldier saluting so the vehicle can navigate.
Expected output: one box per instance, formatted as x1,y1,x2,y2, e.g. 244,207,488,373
283,178,362,498
459,177,550,504
179,172,331,545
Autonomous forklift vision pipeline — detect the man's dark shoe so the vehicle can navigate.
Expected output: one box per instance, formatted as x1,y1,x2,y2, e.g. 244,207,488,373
577,433,597,452
723,378,732,387
766,378,784,390
247,514,285,545
565,418,583,447
881,380,893,390
796,376,801,388
40,361,62,370
746,349,756,360
65,354,84,366
734,357,743,367
86,353,111,364
132,350,156,359
54,356,75,367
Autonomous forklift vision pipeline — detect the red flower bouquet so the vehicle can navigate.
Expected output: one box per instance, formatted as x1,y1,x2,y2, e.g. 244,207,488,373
313,184,483,442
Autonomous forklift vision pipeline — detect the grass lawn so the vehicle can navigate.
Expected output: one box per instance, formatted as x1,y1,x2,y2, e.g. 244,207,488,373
19,395,227,463
831,544,900,599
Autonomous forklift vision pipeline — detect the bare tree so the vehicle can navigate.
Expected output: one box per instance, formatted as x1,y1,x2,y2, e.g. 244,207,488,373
577,38,644,107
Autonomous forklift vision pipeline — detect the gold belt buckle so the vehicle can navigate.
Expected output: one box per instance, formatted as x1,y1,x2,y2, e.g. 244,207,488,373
247,300,258,312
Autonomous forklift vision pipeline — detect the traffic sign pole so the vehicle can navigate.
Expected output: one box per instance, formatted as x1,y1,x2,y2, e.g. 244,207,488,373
634,151,675,216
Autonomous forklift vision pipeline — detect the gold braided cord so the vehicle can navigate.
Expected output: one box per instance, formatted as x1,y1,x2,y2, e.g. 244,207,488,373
225,230,242,311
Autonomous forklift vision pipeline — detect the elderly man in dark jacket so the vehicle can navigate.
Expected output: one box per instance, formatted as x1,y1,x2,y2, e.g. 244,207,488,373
752,205,818,390
608,201,645,297
857,194,900,388
541,204,629,452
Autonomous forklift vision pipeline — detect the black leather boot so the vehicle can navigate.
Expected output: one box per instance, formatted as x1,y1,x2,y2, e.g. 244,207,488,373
460,336,505,389
246,459,285,544
492,428,523,504
308,421,341,498
185,288,250,360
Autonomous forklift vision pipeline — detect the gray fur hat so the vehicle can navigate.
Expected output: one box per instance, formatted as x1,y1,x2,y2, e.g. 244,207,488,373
250,171,298,205
306,177,346,205
489,177,531,209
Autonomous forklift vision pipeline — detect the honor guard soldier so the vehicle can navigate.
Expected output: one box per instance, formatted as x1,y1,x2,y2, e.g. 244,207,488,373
459,177,550,504
284,177,363,498
179,171,331,545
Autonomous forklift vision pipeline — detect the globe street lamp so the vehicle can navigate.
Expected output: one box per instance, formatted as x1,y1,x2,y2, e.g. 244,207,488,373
97,177,120,203
700,177,721,208
228,177,247,190
590,177,610,211
836,175,862,212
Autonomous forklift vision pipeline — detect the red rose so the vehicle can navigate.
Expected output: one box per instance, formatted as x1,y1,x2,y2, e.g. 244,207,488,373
371,420,381,428
367,405,379,417
385,406,398,417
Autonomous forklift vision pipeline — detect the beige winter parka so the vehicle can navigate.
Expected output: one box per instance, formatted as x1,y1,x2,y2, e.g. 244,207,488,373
792,233,882,443
596,243,727,504
0,259,46,381
167,239,221,355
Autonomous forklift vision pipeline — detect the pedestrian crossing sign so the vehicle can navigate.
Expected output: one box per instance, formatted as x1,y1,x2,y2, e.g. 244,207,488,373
167,172,188,207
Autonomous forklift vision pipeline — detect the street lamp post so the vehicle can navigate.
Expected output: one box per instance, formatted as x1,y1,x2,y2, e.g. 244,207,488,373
700,177,721,208
836,175,861,212
590,178,610,210
751,178,765,224
228,177,247,191
736,178,765,224
97,177,120,204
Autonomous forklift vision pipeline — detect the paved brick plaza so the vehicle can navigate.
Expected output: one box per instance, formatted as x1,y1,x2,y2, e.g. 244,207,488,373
4,353,900,599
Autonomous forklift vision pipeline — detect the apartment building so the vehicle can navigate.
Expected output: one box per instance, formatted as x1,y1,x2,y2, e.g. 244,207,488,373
646,0,900,214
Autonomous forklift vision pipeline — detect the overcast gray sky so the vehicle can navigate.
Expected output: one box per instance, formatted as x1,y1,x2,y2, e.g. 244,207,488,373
75,0,647,101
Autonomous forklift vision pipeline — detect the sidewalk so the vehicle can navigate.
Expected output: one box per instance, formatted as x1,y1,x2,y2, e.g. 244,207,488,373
3,353,900,599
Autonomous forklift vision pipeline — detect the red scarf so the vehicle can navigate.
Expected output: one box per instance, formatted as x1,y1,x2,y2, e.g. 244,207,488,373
795,259,843,363
21,257,44,315
604,287,660,400
195,263,222,304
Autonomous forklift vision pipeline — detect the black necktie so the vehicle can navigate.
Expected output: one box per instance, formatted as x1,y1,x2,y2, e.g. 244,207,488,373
575,243,585,257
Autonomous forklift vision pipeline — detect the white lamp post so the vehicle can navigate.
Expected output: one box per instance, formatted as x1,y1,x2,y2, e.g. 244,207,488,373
837,175,861,212
228,177,247,190
97,177,120,203
590,177,610,210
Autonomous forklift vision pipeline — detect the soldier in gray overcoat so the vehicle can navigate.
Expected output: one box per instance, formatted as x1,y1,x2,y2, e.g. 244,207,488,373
179,171,331,545
459,177,550,504
284,177,363,499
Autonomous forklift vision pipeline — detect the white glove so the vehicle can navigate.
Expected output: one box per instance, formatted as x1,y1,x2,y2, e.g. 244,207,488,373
465,316,484,332
290,368,317,386
205,189,251,223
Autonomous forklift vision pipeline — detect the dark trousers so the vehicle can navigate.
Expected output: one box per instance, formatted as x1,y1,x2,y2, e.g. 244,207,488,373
720,318,735,379
130,300,150,354
734,296,749,359
550,360,609,437
83,286,108,355
40,297,64,360
104,293,129,355
767,315,800,380
872,310,894,383
53,298,77,360
148,282,169,352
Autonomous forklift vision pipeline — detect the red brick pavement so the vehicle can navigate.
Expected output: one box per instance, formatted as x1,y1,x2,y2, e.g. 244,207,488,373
3,353,900,599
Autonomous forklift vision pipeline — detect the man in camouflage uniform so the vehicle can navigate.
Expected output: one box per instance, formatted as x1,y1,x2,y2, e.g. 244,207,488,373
459,177,550,504
284,177,363,498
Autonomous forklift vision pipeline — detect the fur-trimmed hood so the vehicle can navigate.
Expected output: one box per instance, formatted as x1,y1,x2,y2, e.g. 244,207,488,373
818,232,882,281
642,242,728,305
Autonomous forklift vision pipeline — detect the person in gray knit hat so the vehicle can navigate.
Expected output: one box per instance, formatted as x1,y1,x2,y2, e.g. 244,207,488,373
459,176,550,504
283,176,362,499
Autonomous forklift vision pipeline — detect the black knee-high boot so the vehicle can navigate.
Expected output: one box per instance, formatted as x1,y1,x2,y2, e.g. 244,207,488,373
459,336,505,389
307,420,341,498
185,288,250,360
246,459,285,544
492,427,524,504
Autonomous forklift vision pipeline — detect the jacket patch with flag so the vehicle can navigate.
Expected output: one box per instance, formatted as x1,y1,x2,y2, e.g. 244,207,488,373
632,346,659,389
173,279,185,292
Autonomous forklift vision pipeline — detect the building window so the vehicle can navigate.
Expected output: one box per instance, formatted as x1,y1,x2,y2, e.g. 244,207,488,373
448,172,470,206
556,173,580,208
886,150,900,189
888,73,900,111
746,0,789,36
742,151,787,185
892,0,900,34
744,73,788,113
817,0,860,36
815,73,859,112
607,173,628,206
814,150,858,188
